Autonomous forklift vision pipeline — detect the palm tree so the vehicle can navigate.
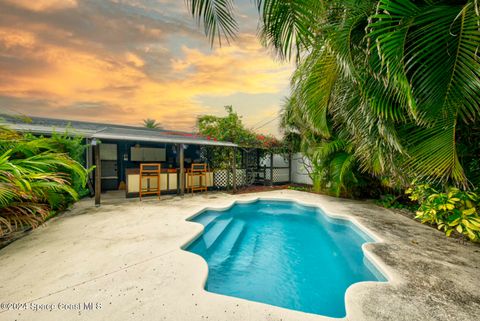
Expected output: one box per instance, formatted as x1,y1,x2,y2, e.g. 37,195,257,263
187,0,480,189
143,118,163,129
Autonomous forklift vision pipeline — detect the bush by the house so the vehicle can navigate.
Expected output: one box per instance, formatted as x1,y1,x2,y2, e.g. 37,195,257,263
0,127,89,238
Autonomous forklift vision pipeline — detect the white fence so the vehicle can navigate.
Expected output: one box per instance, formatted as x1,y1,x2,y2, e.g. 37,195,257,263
260,153,313,185
260,154,290,183
290,153,313,185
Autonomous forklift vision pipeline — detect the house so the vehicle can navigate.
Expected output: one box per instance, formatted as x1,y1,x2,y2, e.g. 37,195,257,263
1,114,240,204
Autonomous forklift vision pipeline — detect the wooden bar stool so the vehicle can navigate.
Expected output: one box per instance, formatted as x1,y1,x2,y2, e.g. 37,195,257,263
187,163,208,194
139,163,161,200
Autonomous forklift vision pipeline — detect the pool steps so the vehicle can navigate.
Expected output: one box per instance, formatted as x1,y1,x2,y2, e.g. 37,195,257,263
203,217,233,248
191,216,254,269
231,232,259,271
194,212,218,227
208,220,246,267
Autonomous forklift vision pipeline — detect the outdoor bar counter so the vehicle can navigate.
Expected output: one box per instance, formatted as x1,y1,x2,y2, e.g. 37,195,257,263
125,167,213,197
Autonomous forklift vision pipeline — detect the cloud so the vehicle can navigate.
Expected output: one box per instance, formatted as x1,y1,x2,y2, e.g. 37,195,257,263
171,35,291,96
0,0,292,135
3,0,78,12
125,52,145,67
0,29,36,49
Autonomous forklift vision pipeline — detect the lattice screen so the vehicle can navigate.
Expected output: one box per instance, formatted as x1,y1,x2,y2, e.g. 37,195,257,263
199,147,290,190
212,169,246,189
272,167,289,183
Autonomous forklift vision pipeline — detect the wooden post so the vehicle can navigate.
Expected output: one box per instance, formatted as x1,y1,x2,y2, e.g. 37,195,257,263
232,147,237,193
85,138,91,176
288,153,292,183
179,143,185,195
270,152,274,186
94,143,101,206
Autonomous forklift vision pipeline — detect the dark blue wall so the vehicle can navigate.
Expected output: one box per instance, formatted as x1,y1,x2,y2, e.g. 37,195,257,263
100,139,203,183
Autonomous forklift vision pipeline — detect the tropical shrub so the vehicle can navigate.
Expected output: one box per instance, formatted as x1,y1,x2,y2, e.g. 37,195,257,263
49,131,91,201
197,105,259,147
22,130,91,209
0,127,88,237
406,184,480,241
375,194,416,210
197,105,286,169
197,106,254,169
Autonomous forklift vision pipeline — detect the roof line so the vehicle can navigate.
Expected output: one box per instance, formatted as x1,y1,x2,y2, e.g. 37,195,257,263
0,113,196,135
3,123,237,147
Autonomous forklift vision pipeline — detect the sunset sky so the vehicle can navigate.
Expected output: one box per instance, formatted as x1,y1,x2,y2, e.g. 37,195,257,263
0,0,293,136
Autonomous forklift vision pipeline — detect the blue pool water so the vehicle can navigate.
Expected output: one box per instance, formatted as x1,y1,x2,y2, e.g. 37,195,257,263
185,200,386,318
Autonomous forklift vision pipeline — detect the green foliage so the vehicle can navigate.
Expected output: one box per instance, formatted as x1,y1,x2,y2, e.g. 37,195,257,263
375,194,399,209
189,0,480,197
143,118,162,129
456,119,480,187
405,183,437,204
406,184,480,241
49,131,91,201
24,130,91,205
197,106,285,169
375,194,416,210
186,0,238,46
257,0,319,60
283,0,480,195
0,127,89,237
198,106,254,144
287,185,310,192
197,106,256,169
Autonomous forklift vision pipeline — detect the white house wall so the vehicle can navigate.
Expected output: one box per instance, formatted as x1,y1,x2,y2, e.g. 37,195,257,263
291,153,313,185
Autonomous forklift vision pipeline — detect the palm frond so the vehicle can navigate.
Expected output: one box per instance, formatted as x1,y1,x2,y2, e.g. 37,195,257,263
329,152,357,197
291,46,338,137
187,0,238,46
256,0,320,60
401,113,466,186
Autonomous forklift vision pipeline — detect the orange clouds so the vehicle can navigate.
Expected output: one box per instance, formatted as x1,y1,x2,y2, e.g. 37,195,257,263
0,1,292,134
125,52,145,68
3,0,78,12
0,29,35,49
171,35,292,96
0,29,141,99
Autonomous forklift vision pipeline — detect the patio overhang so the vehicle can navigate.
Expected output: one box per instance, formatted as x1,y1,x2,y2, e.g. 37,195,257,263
5,123,238,147
91,131,237,147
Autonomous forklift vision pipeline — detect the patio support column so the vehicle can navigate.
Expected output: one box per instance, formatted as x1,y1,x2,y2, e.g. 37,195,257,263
179,143,185,195
288,152,292,183
270,152,274,186
232,147,237,193
94,142,101,206
85,138,90,174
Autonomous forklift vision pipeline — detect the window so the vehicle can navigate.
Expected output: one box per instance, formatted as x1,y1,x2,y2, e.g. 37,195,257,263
130,147,166,161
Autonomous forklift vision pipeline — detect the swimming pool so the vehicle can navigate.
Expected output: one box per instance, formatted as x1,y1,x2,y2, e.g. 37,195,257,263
185,199,386,318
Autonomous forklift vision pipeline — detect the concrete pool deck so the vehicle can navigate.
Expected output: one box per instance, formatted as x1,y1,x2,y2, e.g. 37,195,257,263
0,190,479,321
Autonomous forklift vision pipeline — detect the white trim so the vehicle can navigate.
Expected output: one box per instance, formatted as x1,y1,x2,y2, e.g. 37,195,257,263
92,132,237,147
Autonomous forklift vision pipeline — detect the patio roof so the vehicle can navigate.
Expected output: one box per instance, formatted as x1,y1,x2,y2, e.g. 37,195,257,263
1,114,237,147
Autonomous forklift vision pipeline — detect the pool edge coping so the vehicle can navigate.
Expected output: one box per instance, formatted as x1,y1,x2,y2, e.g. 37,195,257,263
180,193,401,321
